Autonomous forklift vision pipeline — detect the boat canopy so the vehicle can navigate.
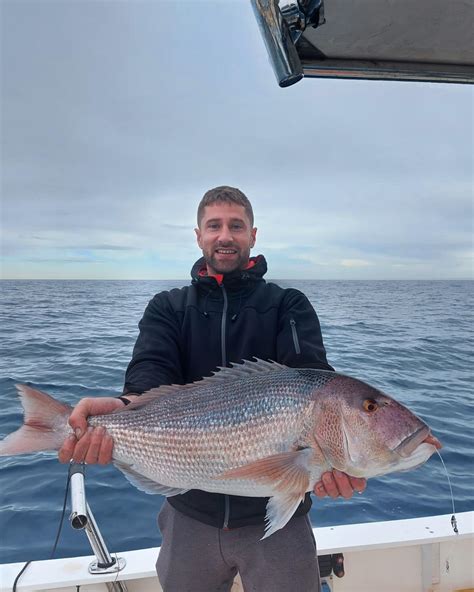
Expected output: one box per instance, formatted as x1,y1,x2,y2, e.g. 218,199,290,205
251,0,474,87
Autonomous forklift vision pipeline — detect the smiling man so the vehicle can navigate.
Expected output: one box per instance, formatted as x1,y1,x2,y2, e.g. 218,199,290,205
59,186,366,592
195,191,257,276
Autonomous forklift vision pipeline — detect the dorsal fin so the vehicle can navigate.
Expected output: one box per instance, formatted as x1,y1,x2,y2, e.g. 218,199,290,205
120,358,287,411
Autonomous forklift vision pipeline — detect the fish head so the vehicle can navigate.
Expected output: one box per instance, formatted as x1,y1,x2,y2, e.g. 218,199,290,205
310,374,437,478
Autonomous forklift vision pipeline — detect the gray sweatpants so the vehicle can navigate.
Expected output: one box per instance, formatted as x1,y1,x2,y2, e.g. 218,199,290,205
156,501,321,592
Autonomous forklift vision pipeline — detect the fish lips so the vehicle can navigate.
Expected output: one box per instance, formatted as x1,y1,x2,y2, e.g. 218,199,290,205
393,425,431,458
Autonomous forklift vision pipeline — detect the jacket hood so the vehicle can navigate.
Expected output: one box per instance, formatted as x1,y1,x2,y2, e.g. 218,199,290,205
191,255,267,288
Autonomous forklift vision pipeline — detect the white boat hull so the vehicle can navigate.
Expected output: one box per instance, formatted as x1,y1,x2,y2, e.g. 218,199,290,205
1,512,473,592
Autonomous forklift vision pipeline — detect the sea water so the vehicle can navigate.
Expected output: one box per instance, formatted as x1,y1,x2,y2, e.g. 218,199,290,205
0,279,472,563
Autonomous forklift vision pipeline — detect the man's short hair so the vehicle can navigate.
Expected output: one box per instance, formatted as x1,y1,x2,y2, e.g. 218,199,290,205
197,186,254,228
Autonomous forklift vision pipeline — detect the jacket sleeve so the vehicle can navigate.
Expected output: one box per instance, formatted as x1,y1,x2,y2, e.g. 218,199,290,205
276,288,334,371
123,292,184,395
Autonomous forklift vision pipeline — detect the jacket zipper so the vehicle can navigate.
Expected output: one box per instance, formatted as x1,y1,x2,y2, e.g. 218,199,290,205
220,285,228,367
220,285,230,529
290,318,301,354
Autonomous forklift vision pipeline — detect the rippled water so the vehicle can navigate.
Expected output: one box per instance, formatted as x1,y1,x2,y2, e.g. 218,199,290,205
0,280,472,563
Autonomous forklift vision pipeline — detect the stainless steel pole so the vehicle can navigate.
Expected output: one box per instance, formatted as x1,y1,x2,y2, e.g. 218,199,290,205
250,0,304,87
69,463,128,592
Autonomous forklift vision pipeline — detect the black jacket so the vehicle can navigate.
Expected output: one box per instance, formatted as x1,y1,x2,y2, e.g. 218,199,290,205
123,255,334,529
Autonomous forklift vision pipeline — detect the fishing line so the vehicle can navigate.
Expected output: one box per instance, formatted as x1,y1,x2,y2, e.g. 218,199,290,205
12,463,73,591
436,449,458,534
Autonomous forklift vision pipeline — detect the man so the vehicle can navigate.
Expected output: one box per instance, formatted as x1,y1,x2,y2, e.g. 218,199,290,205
59,186,366,592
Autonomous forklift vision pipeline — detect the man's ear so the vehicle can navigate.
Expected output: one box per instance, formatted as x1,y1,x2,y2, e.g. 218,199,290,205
195,227,202,249
250,227,257,248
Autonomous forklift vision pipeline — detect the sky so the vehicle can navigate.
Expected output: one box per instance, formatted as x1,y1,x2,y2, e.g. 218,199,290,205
1,0,472,280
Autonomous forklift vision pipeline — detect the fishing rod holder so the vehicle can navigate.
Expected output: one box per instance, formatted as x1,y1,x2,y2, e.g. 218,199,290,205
250,0,303,87
69,462,128,592
250,0,325,87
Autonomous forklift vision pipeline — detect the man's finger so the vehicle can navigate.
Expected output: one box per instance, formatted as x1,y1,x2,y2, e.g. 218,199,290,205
68,399,92,438
72,428,93,463
332,470,354,499
321,471,340,498
98,433,114,465
313,480,326,497
84,427,105,464
58,434,77,463
349,476,366,494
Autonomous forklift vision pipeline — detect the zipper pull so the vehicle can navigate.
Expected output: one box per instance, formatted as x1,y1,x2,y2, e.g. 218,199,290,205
290,318,301,355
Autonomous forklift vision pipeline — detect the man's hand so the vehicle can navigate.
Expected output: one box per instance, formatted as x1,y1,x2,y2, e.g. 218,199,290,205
58,397,126,465
313,470,366,499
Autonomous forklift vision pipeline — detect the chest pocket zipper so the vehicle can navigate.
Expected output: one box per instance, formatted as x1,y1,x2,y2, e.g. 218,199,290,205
289,318,301,355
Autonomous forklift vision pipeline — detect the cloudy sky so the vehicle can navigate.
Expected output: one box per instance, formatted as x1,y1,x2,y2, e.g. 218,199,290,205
1,0,472,280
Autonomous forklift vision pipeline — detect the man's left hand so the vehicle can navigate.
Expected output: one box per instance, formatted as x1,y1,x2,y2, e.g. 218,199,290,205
313,470,366,499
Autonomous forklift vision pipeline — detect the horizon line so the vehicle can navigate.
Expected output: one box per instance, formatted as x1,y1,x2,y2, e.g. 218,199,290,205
1,278,472,282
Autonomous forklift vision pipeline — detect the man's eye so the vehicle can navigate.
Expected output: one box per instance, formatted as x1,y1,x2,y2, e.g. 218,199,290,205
208,223,219,229
231,224,243,230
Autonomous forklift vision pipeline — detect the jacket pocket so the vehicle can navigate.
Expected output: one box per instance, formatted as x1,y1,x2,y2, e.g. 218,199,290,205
289,318,301,355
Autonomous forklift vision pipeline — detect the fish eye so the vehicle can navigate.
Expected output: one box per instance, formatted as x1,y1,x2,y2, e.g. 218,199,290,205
363,399,379,413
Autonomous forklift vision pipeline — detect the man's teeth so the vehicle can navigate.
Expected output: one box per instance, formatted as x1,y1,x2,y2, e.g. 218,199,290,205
216,249,236,254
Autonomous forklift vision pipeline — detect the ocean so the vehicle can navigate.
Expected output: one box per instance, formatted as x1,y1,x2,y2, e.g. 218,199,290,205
0,279,472,563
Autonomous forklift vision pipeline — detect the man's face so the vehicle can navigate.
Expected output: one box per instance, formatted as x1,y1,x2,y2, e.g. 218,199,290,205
195,203,257,275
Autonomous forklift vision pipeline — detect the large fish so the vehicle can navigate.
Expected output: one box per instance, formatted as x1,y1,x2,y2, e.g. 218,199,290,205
0,360,438,538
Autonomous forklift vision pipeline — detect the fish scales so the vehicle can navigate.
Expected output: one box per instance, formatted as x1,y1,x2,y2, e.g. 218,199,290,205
89,367,329,494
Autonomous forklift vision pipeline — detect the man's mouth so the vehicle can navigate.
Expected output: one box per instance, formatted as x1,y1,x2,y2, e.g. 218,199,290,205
215,249,237,255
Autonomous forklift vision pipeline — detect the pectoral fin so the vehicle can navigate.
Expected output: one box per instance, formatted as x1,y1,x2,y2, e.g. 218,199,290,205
217,449,315,538
262,492,306,539
216,449,313,494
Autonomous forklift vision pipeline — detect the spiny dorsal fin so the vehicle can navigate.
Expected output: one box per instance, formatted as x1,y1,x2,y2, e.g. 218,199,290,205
120,358,287,411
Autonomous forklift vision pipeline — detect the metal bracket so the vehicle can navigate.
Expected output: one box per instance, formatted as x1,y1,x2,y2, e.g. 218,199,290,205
89,557,127,575
280,0,325,42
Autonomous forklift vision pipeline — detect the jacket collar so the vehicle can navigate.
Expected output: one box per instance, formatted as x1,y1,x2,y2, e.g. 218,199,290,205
191,255,267,289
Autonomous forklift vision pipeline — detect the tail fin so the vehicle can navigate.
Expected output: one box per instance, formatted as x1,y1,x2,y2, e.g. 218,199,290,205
0,385,73,456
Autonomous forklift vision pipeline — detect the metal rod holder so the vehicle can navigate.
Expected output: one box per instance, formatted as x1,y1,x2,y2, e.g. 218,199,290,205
69,463,128,592
250,0,304,87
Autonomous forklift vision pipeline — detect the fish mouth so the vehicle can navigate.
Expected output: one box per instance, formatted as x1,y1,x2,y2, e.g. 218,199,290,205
393,425,430,458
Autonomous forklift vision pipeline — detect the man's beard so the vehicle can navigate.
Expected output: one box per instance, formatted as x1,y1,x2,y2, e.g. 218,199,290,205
204,247,250,275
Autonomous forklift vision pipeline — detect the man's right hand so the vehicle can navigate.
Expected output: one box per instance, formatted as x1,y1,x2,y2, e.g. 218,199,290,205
58,397,127,465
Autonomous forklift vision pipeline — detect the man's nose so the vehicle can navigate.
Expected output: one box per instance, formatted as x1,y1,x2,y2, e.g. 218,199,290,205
218,225,233,243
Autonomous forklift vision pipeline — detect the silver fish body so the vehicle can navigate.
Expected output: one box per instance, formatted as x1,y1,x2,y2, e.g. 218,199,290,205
0,360,437,538
91,364,333,498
